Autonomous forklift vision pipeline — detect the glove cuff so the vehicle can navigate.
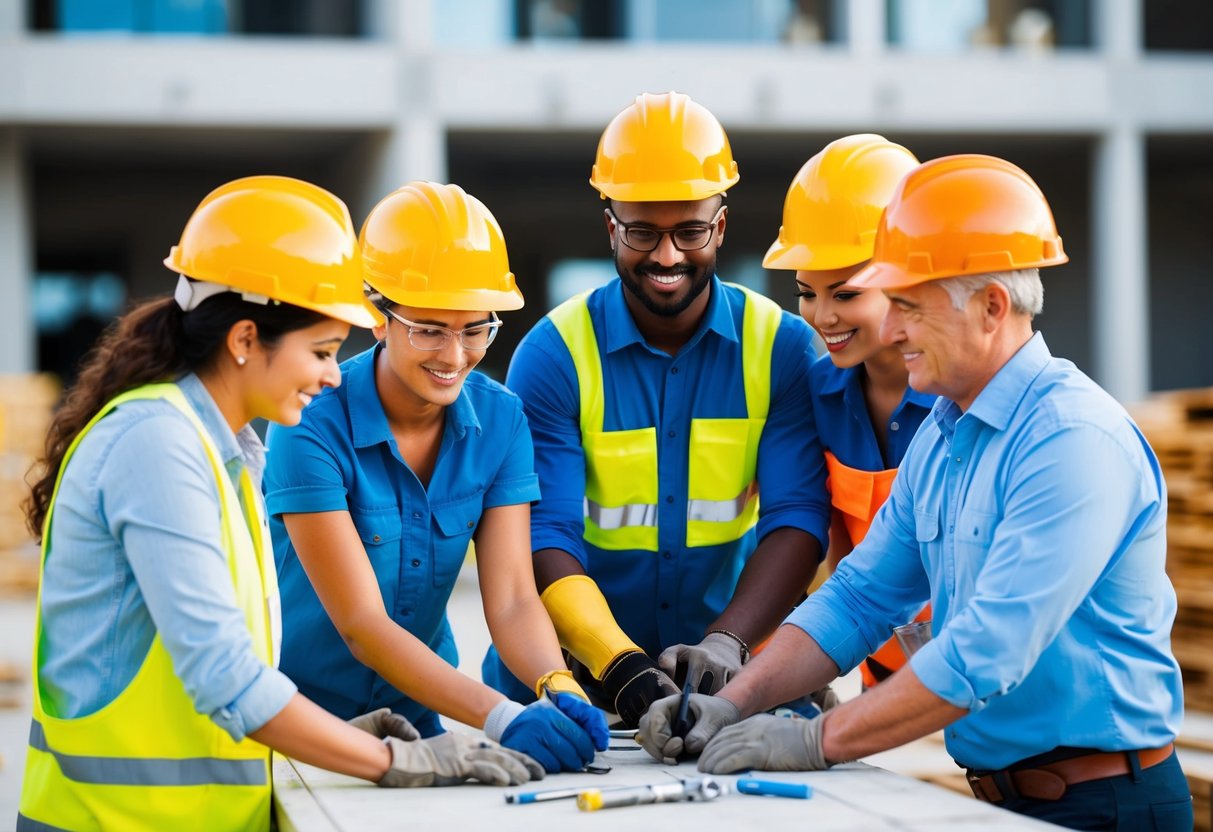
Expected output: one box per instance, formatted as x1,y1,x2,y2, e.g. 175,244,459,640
534,668,586,700
483,699,526,743
705,628,751,663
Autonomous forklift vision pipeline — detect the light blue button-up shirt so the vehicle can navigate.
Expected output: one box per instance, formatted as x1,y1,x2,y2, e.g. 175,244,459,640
39,373,297,742
787,333,1183,770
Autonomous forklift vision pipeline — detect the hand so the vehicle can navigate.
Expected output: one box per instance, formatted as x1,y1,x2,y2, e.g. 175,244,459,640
637,693,740,764
347,708,420,741
697,713,830,774
488,700,596,773
658,632,748,694
377,734,544,787
548,691,610,752
600,650,680,729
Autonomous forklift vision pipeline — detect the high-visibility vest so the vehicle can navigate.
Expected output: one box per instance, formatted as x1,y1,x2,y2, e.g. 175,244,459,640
548,284,781,551
19,383,280,832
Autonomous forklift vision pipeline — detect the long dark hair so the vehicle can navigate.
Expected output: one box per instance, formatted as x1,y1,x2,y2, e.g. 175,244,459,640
25,290,326,538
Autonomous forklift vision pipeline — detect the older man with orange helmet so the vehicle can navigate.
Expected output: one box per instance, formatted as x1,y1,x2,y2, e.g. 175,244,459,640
639,155,1191,830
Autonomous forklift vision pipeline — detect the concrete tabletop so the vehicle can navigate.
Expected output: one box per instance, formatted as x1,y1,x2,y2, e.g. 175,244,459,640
272,737,1060,831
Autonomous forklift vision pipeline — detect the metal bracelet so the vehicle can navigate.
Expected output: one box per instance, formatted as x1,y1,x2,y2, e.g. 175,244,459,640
706,628,751,663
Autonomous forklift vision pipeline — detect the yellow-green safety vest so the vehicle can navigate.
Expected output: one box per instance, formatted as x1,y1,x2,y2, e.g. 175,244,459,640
548,284,782,551
19,383,280,832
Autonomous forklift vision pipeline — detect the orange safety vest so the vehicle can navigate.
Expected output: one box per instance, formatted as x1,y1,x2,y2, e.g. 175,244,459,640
824,451,931,688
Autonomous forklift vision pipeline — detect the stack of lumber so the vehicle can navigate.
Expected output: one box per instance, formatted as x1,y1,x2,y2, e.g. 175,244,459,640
0,374,59,596
1130,388,1213,715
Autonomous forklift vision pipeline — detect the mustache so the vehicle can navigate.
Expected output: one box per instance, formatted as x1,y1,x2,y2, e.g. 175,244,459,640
637,264,695,277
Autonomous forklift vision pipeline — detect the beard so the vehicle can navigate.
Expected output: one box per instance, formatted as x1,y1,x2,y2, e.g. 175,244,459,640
615,253,715,318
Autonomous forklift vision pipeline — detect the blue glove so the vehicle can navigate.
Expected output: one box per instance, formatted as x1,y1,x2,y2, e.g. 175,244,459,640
488,700,595,773
549,691,609,752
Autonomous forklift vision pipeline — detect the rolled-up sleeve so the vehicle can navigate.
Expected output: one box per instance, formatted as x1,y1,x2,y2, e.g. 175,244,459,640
506,324,589,565
483,397,542,508
100,416,295,741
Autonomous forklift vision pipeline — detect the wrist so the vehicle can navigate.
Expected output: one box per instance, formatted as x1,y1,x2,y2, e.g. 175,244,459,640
483,699,526,742
705,628,750,663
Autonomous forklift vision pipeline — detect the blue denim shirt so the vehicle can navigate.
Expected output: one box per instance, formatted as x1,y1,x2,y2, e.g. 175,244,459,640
787,333,1183,769
38,373,297,742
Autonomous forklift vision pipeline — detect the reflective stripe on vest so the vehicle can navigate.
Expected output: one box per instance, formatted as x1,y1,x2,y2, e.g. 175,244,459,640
548,284,781,550
19,383,276,832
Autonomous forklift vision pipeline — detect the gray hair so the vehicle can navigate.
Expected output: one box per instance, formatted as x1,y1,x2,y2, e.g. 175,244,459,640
938,269,1043,317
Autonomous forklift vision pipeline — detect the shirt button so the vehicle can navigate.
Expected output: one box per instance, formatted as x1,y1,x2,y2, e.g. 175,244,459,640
670,367,679,375
954,457,962,463
667,430,676,438
467,521,474,528
412,559,421,567
666,495,675,504
662,551,672,560
412,512,421,519
660,602,670,610
372,535,381,543
890,422,900,431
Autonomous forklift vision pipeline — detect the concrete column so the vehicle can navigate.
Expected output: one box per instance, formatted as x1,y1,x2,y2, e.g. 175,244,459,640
1095,0,1140,59
1092,126,1149,402
0,0,24,35
0,129,34,372
845,0,885,56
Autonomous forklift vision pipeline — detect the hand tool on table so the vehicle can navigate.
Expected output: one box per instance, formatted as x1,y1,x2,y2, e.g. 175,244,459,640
670,679,695,741
735,778,813,799
576,776,725,811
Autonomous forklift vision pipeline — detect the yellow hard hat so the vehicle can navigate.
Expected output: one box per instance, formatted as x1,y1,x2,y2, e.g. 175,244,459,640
165,175,382,328
763,135,919,271
589,92,739,202
359,182,523,312
852,154,1068,291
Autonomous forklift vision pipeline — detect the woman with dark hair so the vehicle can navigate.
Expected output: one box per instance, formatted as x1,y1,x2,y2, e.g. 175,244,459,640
18,176,542,832
266,182,608,775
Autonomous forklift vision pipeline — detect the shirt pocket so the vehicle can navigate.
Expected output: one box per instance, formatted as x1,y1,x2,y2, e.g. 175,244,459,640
350,506,404,594
914,506,945,594
953,507,998,594
431,491,485,588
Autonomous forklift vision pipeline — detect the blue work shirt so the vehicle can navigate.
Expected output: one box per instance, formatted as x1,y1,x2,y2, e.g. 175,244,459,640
39,373,296,742
493,277,830,668
264,343,540,733
808,354,936,471
787,333,1183,770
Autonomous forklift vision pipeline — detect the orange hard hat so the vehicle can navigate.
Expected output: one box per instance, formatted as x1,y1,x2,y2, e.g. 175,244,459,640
589,92,739,202
763,134,919,271
851,154,1068,291
360,182,523,312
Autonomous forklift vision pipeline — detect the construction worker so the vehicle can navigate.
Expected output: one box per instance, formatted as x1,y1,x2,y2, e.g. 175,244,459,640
638,155,1192,830
481,92,832,727
765,134,934,689
264,182,608,774
18,177,544,832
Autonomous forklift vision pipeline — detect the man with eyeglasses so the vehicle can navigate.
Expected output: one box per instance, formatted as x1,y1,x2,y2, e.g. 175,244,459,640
482,92,832,728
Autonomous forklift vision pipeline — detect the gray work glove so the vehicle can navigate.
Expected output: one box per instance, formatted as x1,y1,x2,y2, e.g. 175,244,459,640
347,708,421,741
698,713,835,774
637,693,741,765
377,734,545,788
658,632,747,695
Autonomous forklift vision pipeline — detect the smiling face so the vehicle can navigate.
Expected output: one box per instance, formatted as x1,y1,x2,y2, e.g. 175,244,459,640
794,263,893,369
374,304,492,410
878,281,992,409
246,319,348,426
607,198,725,320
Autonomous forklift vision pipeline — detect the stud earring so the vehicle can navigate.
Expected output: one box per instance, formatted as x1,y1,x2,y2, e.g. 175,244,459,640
236,356,246,366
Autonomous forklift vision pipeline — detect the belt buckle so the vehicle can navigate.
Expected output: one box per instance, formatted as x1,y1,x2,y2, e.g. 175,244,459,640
966,772,1002,803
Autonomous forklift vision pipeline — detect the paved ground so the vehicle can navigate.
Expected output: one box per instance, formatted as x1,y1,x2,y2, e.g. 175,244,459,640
0,561,960,829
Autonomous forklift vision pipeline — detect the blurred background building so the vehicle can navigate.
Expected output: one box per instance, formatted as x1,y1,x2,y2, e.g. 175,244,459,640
1,0,1212,401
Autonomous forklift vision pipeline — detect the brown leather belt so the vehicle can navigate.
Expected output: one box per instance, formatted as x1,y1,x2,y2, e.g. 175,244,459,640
966,743,1174,803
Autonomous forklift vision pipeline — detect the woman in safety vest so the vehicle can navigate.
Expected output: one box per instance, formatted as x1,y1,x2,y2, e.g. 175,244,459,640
764,136,936,689
18,176,544,832
264,182,608,775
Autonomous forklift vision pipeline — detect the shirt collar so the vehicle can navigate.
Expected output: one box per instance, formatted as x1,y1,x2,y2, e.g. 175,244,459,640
958,331,1052,432
601,274,737,354
814,358,937,412
176,372,256,471
347,343,482,447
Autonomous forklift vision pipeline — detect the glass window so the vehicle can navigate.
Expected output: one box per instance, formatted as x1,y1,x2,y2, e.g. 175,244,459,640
546,259,616,308
32,0,364,36
34,272,127,385
1144,0,1213,52
887,0,1091,52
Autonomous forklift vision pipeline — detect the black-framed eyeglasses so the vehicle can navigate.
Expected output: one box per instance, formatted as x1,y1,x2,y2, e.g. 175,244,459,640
606,206,725,253
382,307,502,351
